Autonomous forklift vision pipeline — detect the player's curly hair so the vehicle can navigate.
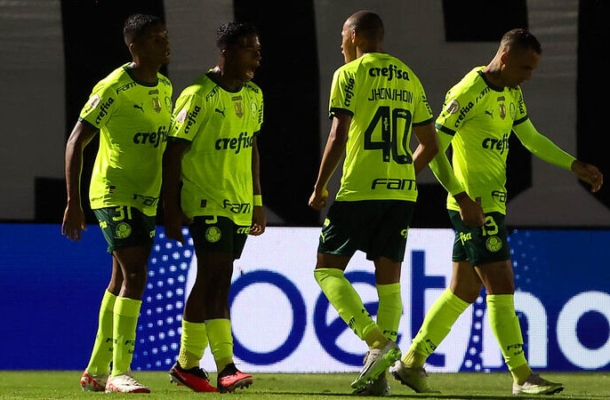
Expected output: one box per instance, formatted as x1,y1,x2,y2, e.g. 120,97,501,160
216,21,258,50
123,13,162,45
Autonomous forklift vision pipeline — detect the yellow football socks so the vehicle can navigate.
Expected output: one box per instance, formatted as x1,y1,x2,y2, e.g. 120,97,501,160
178,320,208,369
206,318,233,373
407,288,469,366
487,294,530,383
111,296,141,376
86,290,116,375
314,268,377,341
364,327,389,350
376,283,401,343
402,349,428,369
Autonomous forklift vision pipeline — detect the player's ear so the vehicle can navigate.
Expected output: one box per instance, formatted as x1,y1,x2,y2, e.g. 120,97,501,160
500,51,509,65
350,29,357,44
128,41,138,57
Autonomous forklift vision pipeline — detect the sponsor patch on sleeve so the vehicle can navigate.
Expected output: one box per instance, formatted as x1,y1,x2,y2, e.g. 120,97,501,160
176,108,188,123
87,94,101,109
446,99,460,114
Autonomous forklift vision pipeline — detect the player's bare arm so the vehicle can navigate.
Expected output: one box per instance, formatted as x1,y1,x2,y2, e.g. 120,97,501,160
309,114,350,211
250,137,266,236
62,121,98,241
161,140,192,244
412,121,439,176
455,193,485,227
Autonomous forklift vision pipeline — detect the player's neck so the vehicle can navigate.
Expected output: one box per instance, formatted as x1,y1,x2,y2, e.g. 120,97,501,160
358,45,383,58
210,66,242,91
482,60,505,88
128,61,160,84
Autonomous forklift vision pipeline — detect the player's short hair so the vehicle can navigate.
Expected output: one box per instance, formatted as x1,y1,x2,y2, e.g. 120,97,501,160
216,22,258,50
123,13,162,46
347,10,384,42
501,28,542,55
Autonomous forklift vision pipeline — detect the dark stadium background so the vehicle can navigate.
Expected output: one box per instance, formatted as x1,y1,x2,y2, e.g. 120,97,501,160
28,0,610,228
1,1,609,373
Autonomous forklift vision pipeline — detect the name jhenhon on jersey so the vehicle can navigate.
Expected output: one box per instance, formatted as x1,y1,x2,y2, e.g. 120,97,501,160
368,88,413,102
329,53,434,203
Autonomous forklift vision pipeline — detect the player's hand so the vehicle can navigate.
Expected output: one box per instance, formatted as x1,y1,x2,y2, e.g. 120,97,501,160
308,187,329,211
572,160,603,193
61,204,87,241
250,206,267,236
459,196,485,227
163,207,192,245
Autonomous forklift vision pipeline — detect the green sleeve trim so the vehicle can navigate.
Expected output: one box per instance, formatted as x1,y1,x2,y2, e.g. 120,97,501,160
435,123,456,136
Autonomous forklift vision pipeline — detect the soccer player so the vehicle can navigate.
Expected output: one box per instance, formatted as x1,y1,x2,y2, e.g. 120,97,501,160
308,10,439,396
390,28,603,395
61,14,172,393
162,21,266,394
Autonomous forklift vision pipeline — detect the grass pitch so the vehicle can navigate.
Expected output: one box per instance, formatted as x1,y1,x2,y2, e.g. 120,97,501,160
0,370,608,399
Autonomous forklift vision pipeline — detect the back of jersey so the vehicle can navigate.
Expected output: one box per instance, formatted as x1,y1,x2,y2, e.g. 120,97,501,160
328,52,434,202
